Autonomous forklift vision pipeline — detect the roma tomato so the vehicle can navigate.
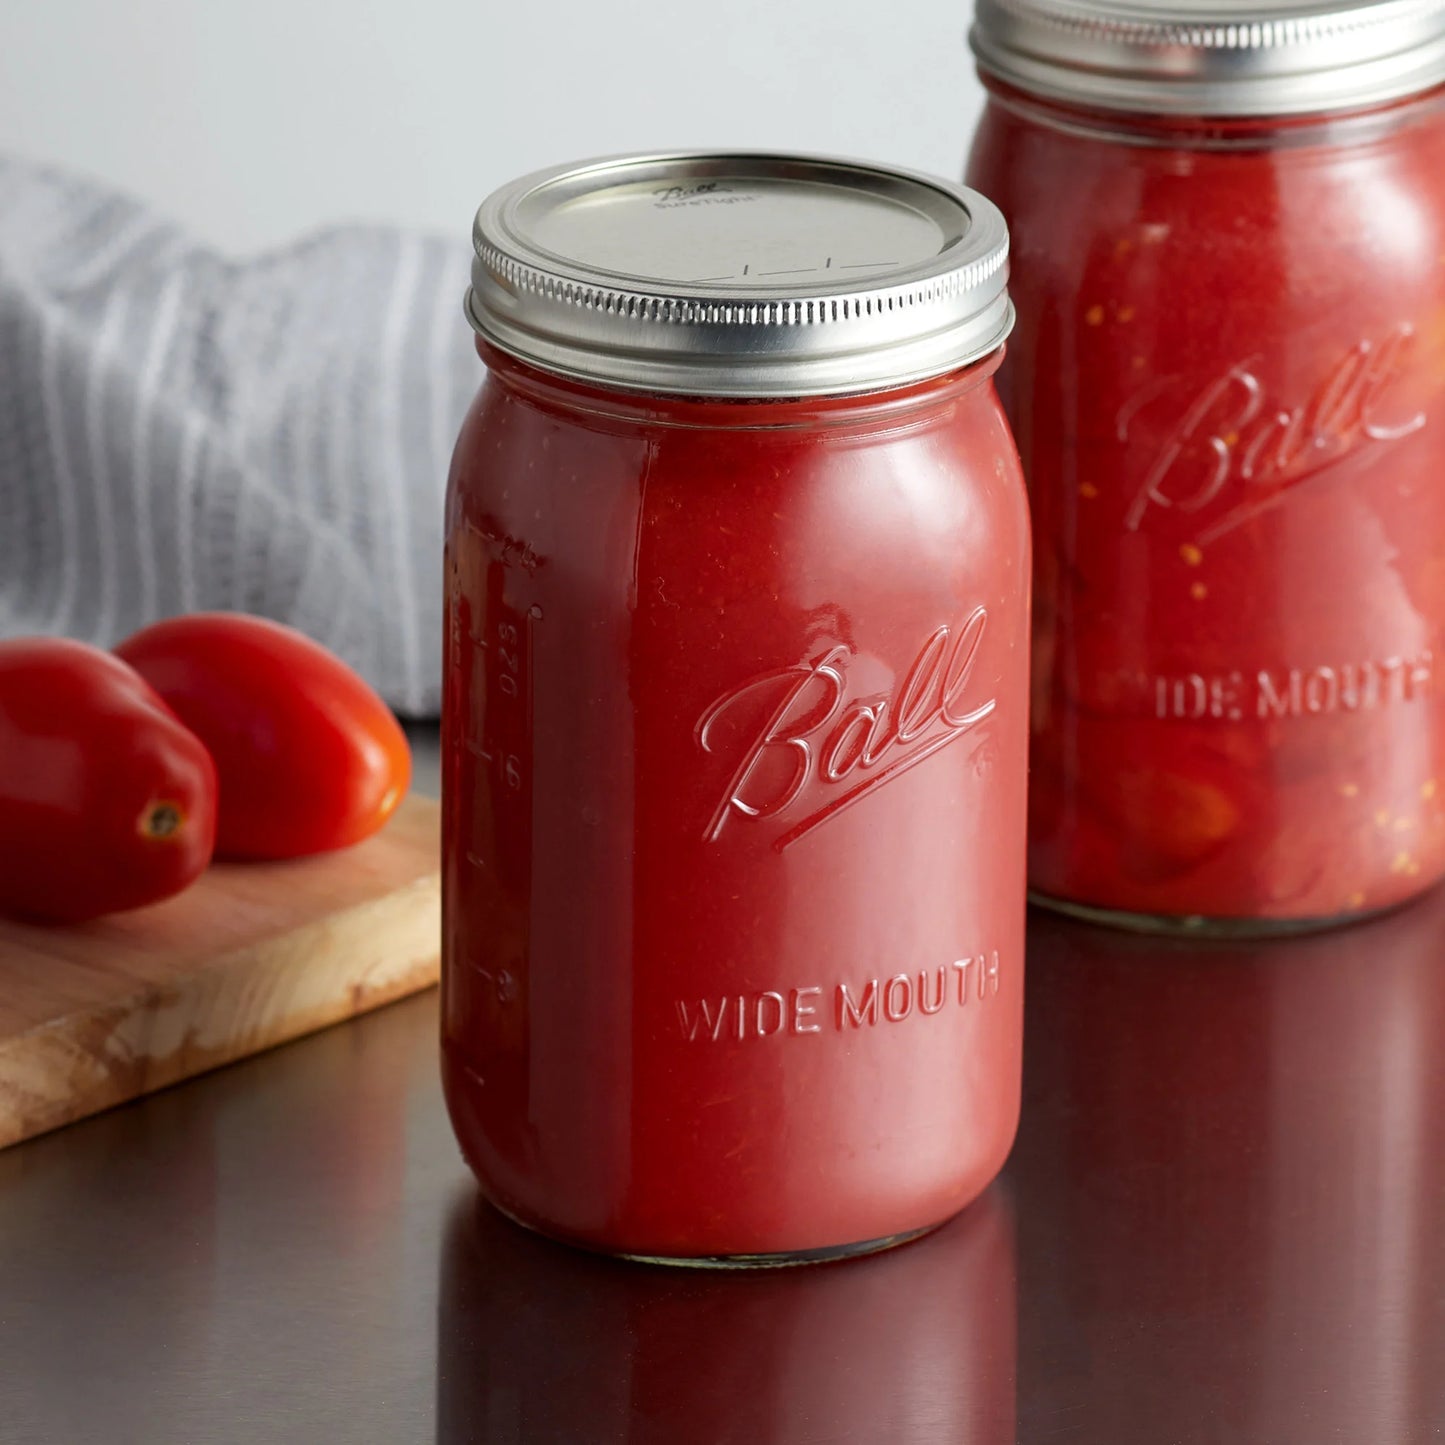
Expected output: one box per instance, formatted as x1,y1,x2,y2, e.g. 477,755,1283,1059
116,614,411,860
0,639,217,923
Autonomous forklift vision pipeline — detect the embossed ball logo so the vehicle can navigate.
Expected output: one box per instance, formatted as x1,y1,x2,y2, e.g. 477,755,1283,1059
1118,323,1426,541
696,610,995,849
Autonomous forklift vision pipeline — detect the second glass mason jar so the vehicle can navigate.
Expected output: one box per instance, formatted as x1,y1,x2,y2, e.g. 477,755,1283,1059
443,153,1031,1264
967,0,1445,932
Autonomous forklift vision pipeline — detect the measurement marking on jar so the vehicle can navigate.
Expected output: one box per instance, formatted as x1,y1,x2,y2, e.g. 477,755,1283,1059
458,588,536,879
467,609,533,789
462,519,542,574
674,952,1003,1043
1151,652,1432,721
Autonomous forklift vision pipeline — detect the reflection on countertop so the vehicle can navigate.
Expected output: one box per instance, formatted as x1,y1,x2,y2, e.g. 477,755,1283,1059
2,864,1444,1441
1013,896,1445,1443
438,1188,1016,1445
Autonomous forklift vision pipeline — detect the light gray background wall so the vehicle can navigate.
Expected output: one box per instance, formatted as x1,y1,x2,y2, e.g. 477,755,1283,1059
0,0,987,251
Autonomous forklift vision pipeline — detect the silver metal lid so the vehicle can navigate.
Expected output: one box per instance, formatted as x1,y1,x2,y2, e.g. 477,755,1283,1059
467,152,1013,398
971,0,1445,117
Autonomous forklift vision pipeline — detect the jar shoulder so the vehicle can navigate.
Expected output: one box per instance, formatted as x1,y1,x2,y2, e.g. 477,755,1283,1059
447,375,1031,573
967,95,1445,288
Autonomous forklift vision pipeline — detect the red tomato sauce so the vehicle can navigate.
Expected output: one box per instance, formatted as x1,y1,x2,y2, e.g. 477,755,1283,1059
441,344,1030,1260
968,83,1445,926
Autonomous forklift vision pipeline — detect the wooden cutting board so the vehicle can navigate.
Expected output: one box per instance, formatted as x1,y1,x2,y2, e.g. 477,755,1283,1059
0,795,441,1150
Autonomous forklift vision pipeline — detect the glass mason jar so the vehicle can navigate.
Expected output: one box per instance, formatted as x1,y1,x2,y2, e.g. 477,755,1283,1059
966,1,1445,933
442,153,1031,1265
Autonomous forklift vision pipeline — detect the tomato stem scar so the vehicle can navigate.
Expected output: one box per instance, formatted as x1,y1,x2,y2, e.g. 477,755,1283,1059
141,801,185,840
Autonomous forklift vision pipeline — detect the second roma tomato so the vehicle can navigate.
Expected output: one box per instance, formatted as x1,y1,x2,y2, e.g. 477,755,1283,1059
116,614,412,860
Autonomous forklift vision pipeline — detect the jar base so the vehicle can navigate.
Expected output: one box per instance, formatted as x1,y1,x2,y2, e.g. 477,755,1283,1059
614,1226,938,1270
483,1193,942,1269
1028,890,1403,940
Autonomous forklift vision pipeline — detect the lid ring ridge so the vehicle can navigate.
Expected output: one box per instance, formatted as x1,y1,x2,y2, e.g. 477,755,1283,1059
973,0,1445,115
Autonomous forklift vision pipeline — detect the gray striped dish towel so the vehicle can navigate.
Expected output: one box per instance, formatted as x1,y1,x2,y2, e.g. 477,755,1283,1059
0,155,481,717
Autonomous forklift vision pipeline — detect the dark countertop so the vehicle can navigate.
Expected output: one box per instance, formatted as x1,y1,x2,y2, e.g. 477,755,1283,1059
3,731,1443,1443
